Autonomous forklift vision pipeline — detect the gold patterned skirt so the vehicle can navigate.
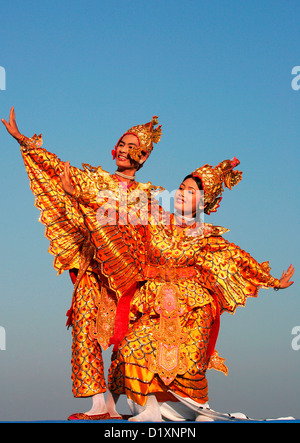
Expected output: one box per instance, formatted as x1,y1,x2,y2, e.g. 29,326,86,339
108,303,213,406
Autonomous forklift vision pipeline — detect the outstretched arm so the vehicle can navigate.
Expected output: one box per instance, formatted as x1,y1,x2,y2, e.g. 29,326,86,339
2,106,63,174
1,107,92,274
197,236,295,314
2,106,88,190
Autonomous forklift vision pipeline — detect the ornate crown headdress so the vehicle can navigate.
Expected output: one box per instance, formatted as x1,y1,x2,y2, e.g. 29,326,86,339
112,116,162,163
192,157,242,214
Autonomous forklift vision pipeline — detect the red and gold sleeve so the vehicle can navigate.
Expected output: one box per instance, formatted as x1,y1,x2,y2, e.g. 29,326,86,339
19,134,92,274
69,204,147,297
197,235,281,314
61,181,148,297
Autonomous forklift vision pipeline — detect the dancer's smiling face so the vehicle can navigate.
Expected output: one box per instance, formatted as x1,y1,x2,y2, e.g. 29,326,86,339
115,134,140,170
174,176,204,218
115,134,149,171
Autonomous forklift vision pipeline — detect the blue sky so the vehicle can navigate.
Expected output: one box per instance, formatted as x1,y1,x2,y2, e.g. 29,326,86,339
0,0,299,421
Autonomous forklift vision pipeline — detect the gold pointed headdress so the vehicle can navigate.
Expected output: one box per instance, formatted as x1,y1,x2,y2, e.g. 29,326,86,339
112,116,162,163
192,157,242,214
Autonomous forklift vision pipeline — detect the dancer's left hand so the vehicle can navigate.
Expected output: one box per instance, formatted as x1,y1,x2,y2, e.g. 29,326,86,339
278,264,295,289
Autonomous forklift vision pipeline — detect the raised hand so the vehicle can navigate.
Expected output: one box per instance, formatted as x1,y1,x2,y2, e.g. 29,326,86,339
60,161,75,196
1,106,22,140
278,264,295,289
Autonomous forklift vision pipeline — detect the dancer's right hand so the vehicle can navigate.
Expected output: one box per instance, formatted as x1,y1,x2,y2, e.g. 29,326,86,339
60,161,75,196
1,107,22,140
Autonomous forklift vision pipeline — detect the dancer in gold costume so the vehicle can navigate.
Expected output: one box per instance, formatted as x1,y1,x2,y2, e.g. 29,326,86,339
58,156,294,421
2,107,162,420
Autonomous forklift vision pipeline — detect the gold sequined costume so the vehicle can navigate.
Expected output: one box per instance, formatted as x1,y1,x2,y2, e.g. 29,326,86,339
67,158,281,407
18,127,162,398
106,217,280,406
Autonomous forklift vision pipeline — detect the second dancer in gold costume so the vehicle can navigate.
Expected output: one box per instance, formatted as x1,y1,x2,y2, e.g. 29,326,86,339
60,156,294,421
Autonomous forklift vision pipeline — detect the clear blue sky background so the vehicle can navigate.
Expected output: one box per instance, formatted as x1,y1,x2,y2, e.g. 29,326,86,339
0,0,299,421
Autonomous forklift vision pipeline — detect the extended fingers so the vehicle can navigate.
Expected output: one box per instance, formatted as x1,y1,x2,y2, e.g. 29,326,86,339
65,160,70,175
281,265,295,278
2,106,20,138
1,118,8,129
10,106,15,123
